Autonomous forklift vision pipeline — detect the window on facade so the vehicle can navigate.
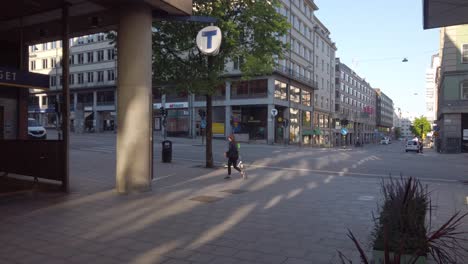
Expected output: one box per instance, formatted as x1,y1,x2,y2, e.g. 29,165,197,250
233,56,244,70
97,71,104,82
290,85,300,103
107,49,115,60
301,89,311,106
231,81,249,97
50,76,56,87
462,81,468,99
107,70,115,81
77,73,84,84
87,35,95,43
69,55,74,65
274,80,288,100
97,34,105,41
42,59,48,69
42,43,48,50
69,74,74,85
51,41,56,49
314,94,318,105
97,91,115,105
87,72,94,83
322,59,324,72
51,58,56,68
58,75,63,85
245,79,266,95
77,53,84,64
97,50,104,62
463,44,468,63
87,52,94,63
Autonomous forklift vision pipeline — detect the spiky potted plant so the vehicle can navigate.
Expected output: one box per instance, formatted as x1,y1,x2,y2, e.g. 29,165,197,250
338,176,468,264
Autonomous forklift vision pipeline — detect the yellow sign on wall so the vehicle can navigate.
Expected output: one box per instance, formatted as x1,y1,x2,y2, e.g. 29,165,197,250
213,122,225,135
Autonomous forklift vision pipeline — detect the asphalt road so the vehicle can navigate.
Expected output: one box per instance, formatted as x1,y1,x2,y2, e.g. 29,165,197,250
46,130,468,184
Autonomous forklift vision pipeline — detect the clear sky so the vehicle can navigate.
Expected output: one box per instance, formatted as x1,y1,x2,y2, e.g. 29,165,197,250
314,0,440,117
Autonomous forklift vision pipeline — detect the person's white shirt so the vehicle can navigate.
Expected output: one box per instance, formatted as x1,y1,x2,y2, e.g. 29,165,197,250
413,137,419,142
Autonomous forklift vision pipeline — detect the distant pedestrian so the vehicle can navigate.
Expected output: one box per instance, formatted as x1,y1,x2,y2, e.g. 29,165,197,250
419,140,424,154
224,134,244,179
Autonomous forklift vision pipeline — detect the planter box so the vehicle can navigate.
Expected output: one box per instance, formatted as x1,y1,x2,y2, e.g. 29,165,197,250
373,250,426,264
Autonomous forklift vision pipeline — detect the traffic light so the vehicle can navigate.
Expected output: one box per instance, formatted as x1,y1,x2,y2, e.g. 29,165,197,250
160,107,167,117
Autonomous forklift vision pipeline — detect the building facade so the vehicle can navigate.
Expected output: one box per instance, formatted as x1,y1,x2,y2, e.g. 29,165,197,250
435,25,468,153
28,33,117,132
426,53,440,123
334,58,377,146
153,0,337,145
374,88,394,137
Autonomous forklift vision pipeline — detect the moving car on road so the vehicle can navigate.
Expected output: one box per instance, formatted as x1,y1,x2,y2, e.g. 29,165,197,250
28,118,47,139
405,140,419,152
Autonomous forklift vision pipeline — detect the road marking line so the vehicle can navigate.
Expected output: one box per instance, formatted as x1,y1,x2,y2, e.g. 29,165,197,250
153,157,460,184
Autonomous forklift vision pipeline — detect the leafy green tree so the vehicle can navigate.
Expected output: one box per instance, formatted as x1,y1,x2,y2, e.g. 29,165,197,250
153,0,289,167
410,116,432,139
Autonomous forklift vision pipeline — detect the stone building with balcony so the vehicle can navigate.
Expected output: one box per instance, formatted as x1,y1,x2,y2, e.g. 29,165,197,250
334,58,377,146
28,33,117,132
154,0,337,145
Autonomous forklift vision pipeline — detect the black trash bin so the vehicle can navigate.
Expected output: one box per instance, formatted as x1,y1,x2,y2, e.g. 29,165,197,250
162,140,172,163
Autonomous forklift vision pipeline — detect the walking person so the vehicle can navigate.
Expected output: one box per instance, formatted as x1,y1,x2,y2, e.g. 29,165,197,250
224,134,245,179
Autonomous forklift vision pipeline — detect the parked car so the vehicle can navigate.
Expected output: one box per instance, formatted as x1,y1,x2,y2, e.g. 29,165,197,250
28,118,47,139
405,140,419,152
380,137,391,145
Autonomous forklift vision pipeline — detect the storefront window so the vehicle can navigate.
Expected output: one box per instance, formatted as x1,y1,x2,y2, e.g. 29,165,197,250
302,111,311,128
301,89,311,106
290,85,300,103
274,80,288,100
290,108,300,143
319,114,324,128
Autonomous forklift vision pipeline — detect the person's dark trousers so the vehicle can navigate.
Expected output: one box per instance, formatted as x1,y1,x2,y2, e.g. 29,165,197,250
228,158,241,175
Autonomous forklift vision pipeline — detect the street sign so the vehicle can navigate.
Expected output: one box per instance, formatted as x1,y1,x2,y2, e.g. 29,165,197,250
271,108,278,117
196,26,222,55
200,119,207,129
341,128,348,136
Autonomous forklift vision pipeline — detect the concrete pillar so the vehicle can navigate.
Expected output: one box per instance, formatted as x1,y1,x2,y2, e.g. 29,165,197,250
267,104,275,144
116,3,153,193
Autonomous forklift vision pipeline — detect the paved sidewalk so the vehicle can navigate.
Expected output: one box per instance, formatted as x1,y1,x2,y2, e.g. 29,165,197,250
1,149,467,264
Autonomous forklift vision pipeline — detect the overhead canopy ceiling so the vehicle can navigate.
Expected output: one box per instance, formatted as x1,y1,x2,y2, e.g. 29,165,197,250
423,0,468,29
0,0,192,44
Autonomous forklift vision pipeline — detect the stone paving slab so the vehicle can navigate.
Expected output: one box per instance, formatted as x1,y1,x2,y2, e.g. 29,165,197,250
1,147,467,264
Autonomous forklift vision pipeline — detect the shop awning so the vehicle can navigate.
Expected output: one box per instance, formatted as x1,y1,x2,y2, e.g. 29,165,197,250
423,0,468,29
0,66,49,90
312,129,322,136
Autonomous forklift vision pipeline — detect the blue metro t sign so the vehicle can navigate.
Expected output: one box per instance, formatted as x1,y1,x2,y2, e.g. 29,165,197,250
196,26,222,55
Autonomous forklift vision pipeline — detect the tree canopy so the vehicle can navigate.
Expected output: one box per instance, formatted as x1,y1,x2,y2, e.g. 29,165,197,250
411,117,432,139
152,0,290,95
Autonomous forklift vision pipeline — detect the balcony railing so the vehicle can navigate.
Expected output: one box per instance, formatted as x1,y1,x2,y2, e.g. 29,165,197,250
274,65,318,89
